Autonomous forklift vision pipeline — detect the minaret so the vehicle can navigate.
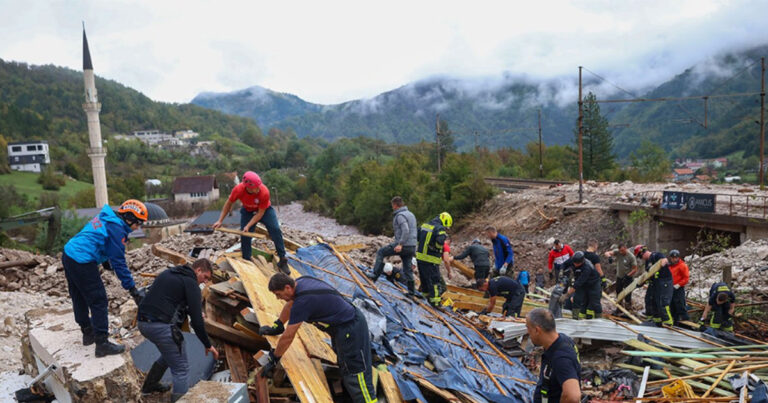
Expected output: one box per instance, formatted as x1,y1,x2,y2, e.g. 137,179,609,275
82,26,109,207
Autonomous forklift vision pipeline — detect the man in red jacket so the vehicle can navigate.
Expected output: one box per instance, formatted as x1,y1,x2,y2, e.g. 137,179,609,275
547,240,574,283
668,249,690,323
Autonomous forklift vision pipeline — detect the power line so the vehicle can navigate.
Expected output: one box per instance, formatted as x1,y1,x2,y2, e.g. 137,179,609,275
582,66,639,99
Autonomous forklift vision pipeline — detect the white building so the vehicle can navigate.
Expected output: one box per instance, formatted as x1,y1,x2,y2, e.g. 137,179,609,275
8,141,50,173
174,129,199,140
172,175,219,205
131,129,174,145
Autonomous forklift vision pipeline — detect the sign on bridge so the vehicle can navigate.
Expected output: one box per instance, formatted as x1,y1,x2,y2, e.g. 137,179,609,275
662,191,716,213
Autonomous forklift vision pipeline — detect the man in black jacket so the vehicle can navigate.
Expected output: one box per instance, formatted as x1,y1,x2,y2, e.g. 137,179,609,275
137,259,220,401
454,239,491,288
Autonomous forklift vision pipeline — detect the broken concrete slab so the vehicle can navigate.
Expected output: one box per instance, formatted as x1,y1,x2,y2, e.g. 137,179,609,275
176,380,247,403
21,308,140,402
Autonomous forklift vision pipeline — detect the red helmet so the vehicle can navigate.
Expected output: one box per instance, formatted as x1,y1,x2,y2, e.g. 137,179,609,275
118,199,148,222
242,171,262,188
634,244,646,257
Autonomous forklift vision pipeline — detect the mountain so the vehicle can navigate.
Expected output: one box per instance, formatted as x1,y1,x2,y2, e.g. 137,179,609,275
192,76,581,150
192,45,768,159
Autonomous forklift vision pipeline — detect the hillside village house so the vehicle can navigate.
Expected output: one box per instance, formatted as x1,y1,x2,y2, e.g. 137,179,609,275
8,141,50,173
673,168,695,182
172,175,219,205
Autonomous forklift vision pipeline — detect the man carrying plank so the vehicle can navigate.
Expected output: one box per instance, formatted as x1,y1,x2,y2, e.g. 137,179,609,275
259,273,377,403
636,245,673,327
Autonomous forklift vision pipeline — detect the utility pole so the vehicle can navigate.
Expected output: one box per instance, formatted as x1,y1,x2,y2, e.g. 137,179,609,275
538,109,543,177
435,113,442,173
474,130,479,152
578,66,584,202
761,57,765,190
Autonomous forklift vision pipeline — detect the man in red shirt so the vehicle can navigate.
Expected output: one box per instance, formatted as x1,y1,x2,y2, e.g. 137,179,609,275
213,171,288,273
668,249,690,323
547,240,574,283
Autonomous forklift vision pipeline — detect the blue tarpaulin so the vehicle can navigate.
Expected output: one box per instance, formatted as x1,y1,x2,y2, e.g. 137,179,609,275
292,244,536,402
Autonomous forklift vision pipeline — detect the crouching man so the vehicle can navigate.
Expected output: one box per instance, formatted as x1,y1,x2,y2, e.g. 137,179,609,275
259,273,377,403
137,259,219,401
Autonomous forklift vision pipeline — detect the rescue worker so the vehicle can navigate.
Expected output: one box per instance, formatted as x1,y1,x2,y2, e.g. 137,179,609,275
526,308,581,403
547,240,574,283
485,225,514,277
454,239,491,288
558,251,602,319
603,243,638,312
259,274,377,403
212,171,288,274
700,282,736,332
584,239,606,289
478,276,526,317
518,268,531,294
416,212,452,306
636,245,673,327
138,259,219,401
381,262,407,285
668,249,690,323
62,199,147,357
368,197,417,294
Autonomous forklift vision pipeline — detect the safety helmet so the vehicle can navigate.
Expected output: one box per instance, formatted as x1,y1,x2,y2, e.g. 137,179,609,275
669,249,681,258
572,251,585,264
383,262,394,275
242,171,262,189
634,244,646,258
118,199,148,223
472,238,481,245
439,212,453,228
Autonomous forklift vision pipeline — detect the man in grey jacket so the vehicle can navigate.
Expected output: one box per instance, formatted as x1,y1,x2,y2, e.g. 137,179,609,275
368,196,418,294
454,239,491,288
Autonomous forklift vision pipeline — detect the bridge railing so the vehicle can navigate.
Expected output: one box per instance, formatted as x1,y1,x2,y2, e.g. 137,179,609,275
628,190,768,219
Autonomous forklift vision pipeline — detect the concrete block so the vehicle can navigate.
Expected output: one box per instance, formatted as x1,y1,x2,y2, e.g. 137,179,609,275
21,308,140,402
177,380,248,403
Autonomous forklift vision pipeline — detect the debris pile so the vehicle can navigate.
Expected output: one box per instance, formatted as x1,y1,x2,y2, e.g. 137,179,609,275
687,239,768,301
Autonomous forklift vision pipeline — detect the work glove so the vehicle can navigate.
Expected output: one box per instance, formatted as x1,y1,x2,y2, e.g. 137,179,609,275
259,319,285,336
479,308,489,315
673,284,680,290
102,261,113,271
601,276,607,290
499,264,508,276
260,350,280,378
129,287,145,305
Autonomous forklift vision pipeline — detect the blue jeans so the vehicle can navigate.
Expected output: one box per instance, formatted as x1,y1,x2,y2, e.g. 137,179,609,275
62,253,109,336
138,321,189,395
240,206,286,260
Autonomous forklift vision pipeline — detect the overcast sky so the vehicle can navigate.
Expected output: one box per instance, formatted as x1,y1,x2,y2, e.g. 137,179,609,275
1,0,767,105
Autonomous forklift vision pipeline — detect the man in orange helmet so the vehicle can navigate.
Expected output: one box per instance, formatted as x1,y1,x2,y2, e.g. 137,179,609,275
62,199,147,357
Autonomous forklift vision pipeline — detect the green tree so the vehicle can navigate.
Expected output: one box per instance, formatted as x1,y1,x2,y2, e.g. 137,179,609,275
576,92,615,179
0,134,9,174
629,141,671,182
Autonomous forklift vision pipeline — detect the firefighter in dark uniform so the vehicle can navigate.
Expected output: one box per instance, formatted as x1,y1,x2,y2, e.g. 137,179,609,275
416,212,452,306
477,276,526,317
382,262,407,286
558,251,602,319
526,308,581,403
259,274,377,403
700,282,736,332
636,246,673,327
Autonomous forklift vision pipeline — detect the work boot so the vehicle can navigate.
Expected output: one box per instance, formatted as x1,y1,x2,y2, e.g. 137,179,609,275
95,334,125,357
141,361,170,394
277,258,290,275
171,392,184,402
81,326,95,346
366,272,378,282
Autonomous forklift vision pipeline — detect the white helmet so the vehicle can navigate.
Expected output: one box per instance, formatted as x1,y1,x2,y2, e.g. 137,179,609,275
412,257,417,267
383,263,394,275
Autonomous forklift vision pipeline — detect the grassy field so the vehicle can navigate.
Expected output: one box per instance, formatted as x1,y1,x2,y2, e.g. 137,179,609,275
0,171,93,203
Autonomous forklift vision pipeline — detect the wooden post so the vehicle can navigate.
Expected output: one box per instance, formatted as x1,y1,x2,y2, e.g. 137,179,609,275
603,292,642,324
701,360,736,398
616,260,662,303
723,265,732,286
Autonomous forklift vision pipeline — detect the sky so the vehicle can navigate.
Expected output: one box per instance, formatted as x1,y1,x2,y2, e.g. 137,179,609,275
1,0,767,105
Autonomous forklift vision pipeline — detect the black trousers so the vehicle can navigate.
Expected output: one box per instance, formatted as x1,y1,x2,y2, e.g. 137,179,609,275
573,280,602,319
616,275,634,307
646,279,673,325
417,261,443,305
502,292,525,318
710,303,734,332
330,310,377,403
372,244,415,292
670,286,690,322
62,253,109,336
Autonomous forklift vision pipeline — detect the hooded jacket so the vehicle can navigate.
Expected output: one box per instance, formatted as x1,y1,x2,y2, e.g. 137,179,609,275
64,205,135,290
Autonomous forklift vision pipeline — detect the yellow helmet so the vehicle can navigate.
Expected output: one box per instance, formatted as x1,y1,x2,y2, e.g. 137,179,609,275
439,212,453,228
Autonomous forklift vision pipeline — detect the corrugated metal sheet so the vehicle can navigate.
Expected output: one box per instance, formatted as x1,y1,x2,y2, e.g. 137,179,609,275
490,318,713,349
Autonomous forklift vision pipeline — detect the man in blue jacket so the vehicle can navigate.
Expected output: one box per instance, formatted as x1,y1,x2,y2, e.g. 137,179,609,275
485,226,514,278
62,200,147,357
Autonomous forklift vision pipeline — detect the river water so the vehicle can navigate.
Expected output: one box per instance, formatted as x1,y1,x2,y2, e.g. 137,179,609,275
276,202,361,238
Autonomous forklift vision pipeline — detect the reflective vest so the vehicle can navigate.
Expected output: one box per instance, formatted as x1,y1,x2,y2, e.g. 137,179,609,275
416,220,446,265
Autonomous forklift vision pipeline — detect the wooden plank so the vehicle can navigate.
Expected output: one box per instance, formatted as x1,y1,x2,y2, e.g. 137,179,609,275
446,284,486,298
624,339,706,370
617,260,662,303
252,374,271,403
229,257,333,403
216,226,303,251
450,260,475,279
403,369,460,402
224,344,249,383
702,360,736,398
151,244,193,265
204,318,269,352
603,292,643,324
334,243,367,252
312,359,331,396
377,366,405,403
